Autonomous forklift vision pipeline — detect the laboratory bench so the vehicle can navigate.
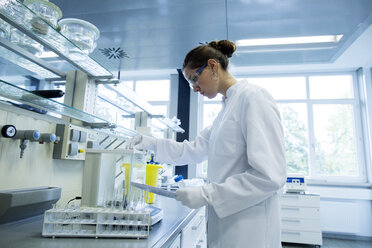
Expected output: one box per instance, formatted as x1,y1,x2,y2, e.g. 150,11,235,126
0,196,203,248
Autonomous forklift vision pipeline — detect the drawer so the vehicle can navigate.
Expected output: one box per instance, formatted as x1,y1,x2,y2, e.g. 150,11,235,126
281,206,320,219
281,230,322,245
194,224,207,248
181,208,206,248
281,218,321,232
280,194,320,207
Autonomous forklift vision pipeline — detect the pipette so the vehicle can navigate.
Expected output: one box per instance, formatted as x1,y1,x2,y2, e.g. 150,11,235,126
131,182,176,199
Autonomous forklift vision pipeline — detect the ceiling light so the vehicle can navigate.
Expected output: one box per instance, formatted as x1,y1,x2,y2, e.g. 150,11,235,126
236,46,336,54
236,35,343,47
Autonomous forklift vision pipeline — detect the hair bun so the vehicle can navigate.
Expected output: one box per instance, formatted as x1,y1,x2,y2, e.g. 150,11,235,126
208,40,236,58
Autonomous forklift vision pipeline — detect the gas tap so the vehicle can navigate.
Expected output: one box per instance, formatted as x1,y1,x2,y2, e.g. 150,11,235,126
13,130,40,158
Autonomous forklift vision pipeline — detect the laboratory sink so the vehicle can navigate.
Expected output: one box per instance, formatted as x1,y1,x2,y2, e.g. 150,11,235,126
0,186,61,224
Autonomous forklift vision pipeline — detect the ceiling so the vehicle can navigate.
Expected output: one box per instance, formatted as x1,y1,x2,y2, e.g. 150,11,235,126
48,0,372,74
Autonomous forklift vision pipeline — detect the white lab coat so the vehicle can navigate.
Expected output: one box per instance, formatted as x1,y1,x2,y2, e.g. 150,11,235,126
154,80,287,248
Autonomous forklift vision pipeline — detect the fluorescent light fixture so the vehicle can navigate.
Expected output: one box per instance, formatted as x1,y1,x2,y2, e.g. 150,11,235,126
236,35,343,47
236,45,336,54
37,51,59,58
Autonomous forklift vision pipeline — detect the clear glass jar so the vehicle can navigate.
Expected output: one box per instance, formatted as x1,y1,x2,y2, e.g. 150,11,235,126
58,18,100,54
10,28,44,56
24,0,62,35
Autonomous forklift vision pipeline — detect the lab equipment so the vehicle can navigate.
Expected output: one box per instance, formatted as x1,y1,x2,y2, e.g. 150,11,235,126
10,10,44,56
285,174,306,193
53,124,91,160
131,182,177,199
81,148,148,209
24,0,62,35
58,18,100,55
42,205,150,238
31,89,65,98
13,130,40,140
10,29,44,55
143,205,163,226
145,163,162,203
81,150,119,208
43,148,153,239
12,129,40,158
1,125,17,138
0,186,61,224
174,175,184,187
37,133,57,143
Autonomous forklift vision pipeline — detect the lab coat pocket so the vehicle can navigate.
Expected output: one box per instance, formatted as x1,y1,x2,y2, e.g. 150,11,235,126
213,120,240,156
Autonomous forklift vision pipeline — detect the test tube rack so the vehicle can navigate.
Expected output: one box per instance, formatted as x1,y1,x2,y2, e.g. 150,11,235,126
42,207,151,239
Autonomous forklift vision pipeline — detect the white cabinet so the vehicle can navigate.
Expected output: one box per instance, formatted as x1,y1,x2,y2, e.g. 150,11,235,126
181,207,207,248
280,193,322,247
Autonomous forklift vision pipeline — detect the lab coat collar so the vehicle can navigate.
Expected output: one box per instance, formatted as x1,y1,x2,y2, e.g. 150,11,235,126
223,79,246,103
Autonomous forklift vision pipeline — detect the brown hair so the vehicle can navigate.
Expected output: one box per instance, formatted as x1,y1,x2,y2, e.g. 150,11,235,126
183,40,237,71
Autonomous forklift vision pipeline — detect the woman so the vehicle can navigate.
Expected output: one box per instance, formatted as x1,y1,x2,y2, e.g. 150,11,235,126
130,40,287,248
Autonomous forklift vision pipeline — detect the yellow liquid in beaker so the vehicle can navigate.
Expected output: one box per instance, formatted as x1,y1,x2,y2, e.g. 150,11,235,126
145,164,162,204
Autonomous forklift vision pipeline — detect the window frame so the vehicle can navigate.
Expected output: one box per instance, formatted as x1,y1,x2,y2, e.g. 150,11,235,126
198,71,367,183
128,79,171,117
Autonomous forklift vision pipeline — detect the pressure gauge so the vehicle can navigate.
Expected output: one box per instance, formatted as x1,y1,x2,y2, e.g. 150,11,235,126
1,125,17,138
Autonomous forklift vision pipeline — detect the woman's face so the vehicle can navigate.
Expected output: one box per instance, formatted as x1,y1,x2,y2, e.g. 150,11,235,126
183,62,219,99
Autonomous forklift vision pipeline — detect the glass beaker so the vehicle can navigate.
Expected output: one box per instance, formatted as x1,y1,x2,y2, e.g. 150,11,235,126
122,152,147,210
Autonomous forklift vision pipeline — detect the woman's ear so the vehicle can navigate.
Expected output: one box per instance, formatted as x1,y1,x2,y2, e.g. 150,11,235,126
208,59,219,81
208,59,219,73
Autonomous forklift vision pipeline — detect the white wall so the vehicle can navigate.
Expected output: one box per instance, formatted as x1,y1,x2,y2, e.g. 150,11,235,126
308,185,372,237
0,104,84,205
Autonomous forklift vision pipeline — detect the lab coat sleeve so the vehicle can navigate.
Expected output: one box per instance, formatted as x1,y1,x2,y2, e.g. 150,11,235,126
204,89,287,219
154,126,211,165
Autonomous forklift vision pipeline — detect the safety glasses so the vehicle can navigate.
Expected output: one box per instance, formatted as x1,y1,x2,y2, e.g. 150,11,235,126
188,63,207,88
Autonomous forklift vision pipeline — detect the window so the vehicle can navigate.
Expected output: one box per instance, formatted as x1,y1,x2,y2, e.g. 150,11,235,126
197,96,223,177
277,103,309,175
95,79,171,138
134,80,170,138
246,74,364,182
135,80,170,102
199,73,365,183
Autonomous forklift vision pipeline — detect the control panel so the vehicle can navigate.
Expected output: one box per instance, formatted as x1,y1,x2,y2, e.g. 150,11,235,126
53,124,92,160
285,175,306,193
53,124,128,160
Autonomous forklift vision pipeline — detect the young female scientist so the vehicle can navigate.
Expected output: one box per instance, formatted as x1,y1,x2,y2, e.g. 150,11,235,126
129,40,287,248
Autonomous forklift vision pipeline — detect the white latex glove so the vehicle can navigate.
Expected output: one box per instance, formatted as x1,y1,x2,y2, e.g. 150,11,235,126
176,186,209,209
126,134,157,152
126,134,142,149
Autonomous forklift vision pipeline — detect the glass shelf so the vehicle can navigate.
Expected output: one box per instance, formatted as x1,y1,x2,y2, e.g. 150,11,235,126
0,0,183,133
0,0,112,78
0,79,112,126
111,125,138,138
104,84,157,116
156,117,184,133
0,37,61,78
102,84,185,133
